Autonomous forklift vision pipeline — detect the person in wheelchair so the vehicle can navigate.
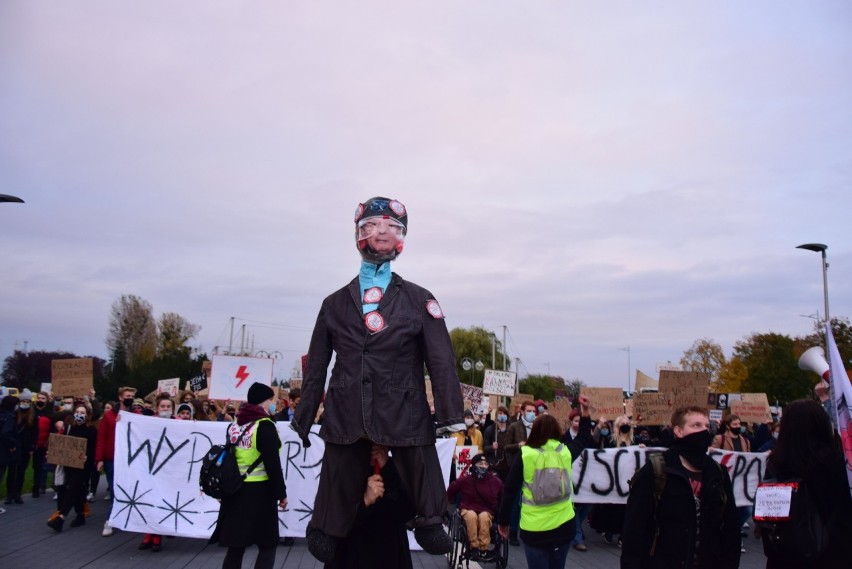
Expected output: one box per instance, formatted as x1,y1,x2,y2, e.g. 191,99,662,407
446,453,503,560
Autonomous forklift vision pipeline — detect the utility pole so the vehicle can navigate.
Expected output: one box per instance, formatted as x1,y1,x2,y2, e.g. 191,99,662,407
502,325,507,370
228,317,235,355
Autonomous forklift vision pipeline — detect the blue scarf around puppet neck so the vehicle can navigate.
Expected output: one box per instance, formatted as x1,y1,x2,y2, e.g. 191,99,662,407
359,261,391,314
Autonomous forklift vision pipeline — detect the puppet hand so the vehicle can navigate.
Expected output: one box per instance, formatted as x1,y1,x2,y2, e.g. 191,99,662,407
364,474,385,506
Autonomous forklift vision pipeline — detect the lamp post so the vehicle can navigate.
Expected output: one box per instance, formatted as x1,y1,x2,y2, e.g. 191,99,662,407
618,345,631,392
796,243,830,324
460,357,484,385
0,194,24,203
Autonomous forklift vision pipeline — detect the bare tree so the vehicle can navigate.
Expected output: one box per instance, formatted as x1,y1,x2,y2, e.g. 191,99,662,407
680,338,726,383
106,295,158,369
158,312,200,355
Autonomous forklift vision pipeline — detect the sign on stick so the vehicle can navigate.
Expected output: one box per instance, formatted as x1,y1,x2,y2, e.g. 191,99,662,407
580,387,624,421
209,355,273,401
51,358,93,396
47,433,87,469
482,369,517,397
157,378,180,398
633,392,671,425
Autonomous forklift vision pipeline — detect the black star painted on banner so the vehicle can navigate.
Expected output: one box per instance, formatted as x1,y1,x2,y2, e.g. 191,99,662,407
277,504,290,529
292,499,313,522
113,481,156,527
205,508,220,530
157,491,200,532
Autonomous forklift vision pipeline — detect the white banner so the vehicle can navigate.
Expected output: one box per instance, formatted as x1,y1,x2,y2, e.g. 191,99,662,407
110,412,456,539
209,355,273,401
571,447,768,507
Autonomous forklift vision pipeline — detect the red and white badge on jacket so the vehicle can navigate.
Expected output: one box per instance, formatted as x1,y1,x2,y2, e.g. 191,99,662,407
364,311,386,333
363,287,383,304
426,300,444,319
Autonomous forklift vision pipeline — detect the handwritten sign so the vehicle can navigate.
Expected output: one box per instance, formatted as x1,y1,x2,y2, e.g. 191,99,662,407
580,387,624,421
510,393,535,414
454,445,479,479
548,398,573,430
633,392,671,426
754,483,795,521
659,370,710,391
51,358,93,396
47,433,87,469
188,374,207,393
157,378,180,398
482,369,517,397
731,399,772,424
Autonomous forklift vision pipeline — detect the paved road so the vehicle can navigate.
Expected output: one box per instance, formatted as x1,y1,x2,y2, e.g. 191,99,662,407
0,487,767,568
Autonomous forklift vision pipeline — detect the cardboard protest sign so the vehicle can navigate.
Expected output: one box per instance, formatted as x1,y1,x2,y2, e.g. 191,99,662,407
658,370,710,391
157,378,180,397
624,399,634,419
51,358,93,396
482,369,517,397
209,355,274,400
632,392,671,425
548,398,573,430
732,394,772,424
460,384,484,414
580,387,624,421
510,393,535,414
47,433,87,469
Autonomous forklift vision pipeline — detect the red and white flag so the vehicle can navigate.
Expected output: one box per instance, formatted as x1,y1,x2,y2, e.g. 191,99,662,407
825,322,852,497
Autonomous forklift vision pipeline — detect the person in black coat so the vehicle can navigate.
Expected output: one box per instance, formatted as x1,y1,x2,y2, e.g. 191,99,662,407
5,391,36,504
46,403,97,531
621,406,740,569
0,396,22,508
211,383,287,569
761,399,852,569
291,197,464,562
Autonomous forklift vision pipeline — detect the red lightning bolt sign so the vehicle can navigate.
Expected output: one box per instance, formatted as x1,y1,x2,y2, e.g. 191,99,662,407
235,365,250,388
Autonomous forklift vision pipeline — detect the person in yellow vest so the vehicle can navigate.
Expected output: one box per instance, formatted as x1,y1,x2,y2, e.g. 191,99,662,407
497,413,576,569
211,383,287,569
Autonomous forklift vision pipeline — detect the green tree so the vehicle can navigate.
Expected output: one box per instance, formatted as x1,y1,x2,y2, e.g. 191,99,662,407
518,374,564,402
715,356,747,393
734,333,812,405
449,326,510,387
564,378,586,401
795,316,852,366
157,312,201,356
1,350,106,393
680,338,727,383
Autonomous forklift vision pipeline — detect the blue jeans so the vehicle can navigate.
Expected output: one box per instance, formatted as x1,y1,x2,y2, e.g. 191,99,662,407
572,503,591,545
103,460,114,495
523,541,571,569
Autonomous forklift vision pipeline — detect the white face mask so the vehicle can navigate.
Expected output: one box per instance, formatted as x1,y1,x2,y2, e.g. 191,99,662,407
158,410,172,418
464,418,474,427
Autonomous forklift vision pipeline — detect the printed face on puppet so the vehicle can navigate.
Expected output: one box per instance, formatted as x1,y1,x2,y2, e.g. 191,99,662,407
354,197,408,263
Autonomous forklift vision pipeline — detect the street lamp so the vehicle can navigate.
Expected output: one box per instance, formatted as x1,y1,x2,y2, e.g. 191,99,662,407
796,243,830,323
460,357,484,385
0,194,24,203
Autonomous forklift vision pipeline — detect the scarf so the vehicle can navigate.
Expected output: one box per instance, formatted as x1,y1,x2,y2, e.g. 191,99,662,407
359,260,392,314
236,403,269,426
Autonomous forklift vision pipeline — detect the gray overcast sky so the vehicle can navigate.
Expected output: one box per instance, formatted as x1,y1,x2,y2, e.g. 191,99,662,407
2,2,851,388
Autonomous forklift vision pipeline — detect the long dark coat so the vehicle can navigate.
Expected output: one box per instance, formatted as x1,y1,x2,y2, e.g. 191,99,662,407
620,448,740,569
292,273,464,447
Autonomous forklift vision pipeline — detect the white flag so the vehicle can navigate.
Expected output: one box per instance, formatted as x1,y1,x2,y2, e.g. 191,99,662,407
825,322,852,497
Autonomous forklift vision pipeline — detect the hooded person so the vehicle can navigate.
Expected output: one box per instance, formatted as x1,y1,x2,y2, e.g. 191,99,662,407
291,197,465,562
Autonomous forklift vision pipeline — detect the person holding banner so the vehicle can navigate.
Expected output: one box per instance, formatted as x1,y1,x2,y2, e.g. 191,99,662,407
291,197,464,562
211,382,287,569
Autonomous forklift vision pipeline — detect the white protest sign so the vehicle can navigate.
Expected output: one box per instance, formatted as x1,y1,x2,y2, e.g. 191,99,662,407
110,412,456,539
754,483,795,521
571,447,768,507
709,409,723,423
482,369,517,397
40,382,52,394
209,355,273,401
157,378,180,397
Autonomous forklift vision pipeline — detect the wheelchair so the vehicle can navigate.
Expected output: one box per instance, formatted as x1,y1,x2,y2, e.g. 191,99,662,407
446,508,509,569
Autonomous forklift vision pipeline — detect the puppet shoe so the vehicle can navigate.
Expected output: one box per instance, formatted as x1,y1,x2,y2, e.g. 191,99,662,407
306,527,338,563
414,524,453,555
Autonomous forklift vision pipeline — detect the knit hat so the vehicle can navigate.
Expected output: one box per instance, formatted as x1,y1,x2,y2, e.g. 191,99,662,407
470,453,487,465
19,388,33,401
176,403,193,416
247,382,275,405
132,398,144,407
463,409,474,418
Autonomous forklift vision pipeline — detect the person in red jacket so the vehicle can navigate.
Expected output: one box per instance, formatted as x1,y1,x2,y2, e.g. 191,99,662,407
446,453,504,561
32,391,54,498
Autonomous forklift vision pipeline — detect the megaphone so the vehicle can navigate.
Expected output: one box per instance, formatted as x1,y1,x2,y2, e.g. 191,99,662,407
798,346,830,380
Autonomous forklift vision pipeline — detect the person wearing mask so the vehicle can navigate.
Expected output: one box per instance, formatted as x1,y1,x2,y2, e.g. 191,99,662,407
175,403,193,420
46,404,97,531
211,383,287,569
201,399,218,421
503,400,537,546
0,395,21,514
621,406,740,569
447,453,504,561
452,409,484,453
534,400,549,415
32,391,53,497
757,423,780,453
560,404,596,552
130,398,145,414
483,405,512,481
142,399,155,416
591,414,638,546
760,399,852,569
6,390,35,505
497,413,583,569
711,413,752,544
96,386,135,508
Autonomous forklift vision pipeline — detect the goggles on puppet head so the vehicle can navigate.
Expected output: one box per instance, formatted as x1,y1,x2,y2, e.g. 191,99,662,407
354,197,408,263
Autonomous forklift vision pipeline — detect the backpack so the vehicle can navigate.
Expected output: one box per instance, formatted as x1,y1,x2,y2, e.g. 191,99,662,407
631,452,728,556
754,477,830,561
199,422,263,500
523,443,571,506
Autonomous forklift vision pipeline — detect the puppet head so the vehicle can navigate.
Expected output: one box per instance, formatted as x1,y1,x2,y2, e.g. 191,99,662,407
354,197,407,263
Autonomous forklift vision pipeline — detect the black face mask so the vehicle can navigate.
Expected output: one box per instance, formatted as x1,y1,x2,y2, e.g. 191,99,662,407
123,398,134,408
673,429,713,467
472,466,488,479
619,424,632,434
35,401,46,409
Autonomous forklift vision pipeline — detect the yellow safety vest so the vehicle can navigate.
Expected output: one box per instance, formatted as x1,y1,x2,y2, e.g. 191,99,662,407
234,418,272,482
519,439,574,532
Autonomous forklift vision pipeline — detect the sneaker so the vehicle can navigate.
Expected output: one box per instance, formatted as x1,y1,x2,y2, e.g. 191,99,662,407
86,493,95,502
306,527,338,563
102,522,113,537
47,517,64,532
741,546,747,553
151,536,162,552
52,494,57,501
413,524,453,555
573,543,588,552
104,491,112,501
0,507,5,515
603,533,614,544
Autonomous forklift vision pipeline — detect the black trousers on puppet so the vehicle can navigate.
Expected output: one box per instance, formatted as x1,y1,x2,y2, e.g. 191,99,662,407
310,439,448,538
